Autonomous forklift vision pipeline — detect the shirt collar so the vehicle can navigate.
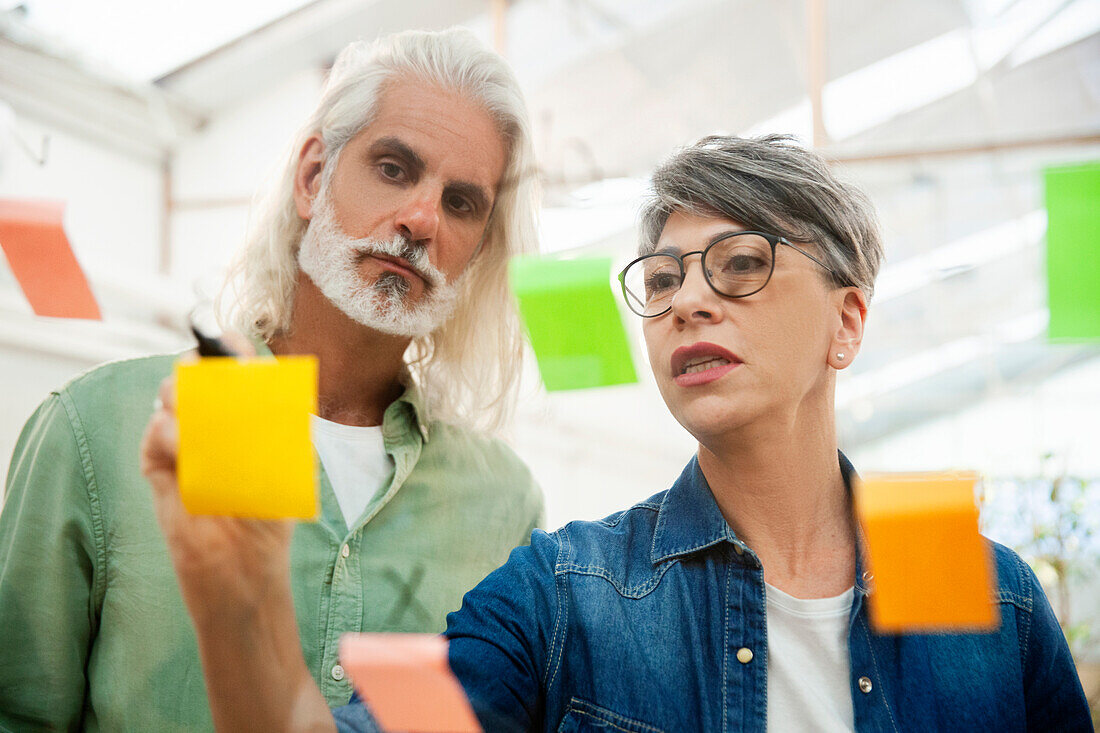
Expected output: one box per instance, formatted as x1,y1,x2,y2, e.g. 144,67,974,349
651,456,736,564
650,451,860,566
391,379,431,443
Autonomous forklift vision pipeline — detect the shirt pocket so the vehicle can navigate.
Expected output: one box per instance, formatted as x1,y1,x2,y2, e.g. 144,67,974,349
556,697,666,733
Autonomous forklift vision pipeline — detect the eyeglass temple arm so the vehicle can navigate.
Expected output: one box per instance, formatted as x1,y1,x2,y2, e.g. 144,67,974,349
779,238,840,277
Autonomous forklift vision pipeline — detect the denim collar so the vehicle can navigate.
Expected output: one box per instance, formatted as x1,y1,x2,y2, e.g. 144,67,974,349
650,450,862,573
651,456,737,564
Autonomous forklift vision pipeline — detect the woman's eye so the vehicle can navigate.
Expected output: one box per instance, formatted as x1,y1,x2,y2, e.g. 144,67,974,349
646,272,681,293
725,254,766,272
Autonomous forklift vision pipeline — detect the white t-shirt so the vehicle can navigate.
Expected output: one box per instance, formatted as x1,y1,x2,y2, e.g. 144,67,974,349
765,582,855,732
310,414,394,526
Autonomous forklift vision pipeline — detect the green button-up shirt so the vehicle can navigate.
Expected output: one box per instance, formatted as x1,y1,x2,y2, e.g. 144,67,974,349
0,353,543,732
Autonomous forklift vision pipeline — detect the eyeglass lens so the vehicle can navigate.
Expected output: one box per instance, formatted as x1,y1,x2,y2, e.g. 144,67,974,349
621,233,774,316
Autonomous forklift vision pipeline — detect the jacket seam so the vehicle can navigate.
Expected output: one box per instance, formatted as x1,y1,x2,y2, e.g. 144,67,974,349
859,615,900,733
996,589,1032,611
1016,554,1034,671
557,563,674,599
721,561,729,733
566,697,665,732
56,389,108,622
544,529,569,692
757,566,768,728
596,503,661,530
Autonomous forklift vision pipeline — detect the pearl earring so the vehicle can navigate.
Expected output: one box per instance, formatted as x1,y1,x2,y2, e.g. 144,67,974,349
836,352,845,360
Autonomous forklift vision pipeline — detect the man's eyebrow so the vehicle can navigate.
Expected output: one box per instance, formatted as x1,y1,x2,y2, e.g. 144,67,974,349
368,137,425,178
445,180,491,216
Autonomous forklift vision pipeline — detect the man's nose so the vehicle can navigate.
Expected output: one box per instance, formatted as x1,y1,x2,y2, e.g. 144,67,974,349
394,189,440,244
670,259,720,323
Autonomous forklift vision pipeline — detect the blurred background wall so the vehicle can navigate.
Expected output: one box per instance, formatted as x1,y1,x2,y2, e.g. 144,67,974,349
1,0,1098,688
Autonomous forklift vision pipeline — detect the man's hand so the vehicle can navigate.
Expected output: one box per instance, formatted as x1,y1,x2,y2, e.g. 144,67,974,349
141,369,295,623
139,348,336,732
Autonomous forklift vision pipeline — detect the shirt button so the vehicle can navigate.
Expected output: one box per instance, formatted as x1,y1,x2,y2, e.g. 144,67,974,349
736,647,753,664
858,676,873,693
331,664,345,681
733,545,744,555
340,544,350,558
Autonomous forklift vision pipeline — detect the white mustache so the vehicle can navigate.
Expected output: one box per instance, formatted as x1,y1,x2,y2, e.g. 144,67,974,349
348,234,446,290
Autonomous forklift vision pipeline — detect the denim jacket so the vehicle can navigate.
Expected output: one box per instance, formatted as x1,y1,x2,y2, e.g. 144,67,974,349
335,454,1091,732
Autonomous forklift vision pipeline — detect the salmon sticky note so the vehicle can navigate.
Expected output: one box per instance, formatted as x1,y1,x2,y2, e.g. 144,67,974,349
855,472,999,633
340,633,481,733
175,356,318,519
0,199,101,319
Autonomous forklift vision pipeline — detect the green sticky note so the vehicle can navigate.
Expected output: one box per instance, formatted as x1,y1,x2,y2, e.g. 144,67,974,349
1045,162,1100,341
510,255,637,391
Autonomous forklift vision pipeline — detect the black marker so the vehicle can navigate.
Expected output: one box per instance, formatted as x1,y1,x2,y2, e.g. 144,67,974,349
190,324,239,358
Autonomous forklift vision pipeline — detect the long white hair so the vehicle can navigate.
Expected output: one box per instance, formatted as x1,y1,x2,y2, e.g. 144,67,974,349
217,29,538,434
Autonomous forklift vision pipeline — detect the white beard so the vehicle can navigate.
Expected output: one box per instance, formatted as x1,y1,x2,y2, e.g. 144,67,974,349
296,187,464,338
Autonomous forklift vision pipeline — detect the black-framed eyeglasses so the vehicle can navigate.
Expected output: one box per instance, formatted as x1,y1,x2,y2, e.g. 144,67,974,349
617,231,840,318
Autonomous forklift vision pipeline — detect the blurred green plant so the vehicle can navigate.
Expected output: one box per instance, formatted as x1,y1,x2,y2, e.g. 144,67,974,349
981,453,1100,724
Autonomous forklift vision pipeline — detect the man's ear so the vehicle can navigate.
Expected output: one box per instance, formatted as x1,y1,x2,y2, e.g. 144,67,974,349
828,287,868,370
293,135,326,220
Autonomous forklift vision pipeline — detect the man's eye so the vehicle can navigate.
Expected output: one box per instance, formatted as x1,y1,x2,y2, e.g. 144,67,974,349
379,162,405,180
446,194,474,214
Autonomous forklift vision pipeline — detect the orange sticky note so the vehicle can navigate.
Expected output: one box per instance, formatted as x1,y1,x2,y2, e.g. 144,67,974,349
0,199,101,319
340,633,482,733
175,356,318,519
855,472,998,632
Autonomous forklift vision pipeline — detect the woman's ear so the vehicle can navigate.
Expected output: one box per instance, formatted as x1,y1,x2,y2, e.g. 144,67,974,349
829,287,868,370
292,135,326,220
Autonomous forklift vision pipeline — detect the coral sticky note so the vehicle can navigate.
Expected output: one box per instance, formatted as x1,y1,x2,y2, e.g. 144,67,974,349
855,472,999,633
510,255,636,391
175,356,318,519
340,633,481,733
0,199,101,319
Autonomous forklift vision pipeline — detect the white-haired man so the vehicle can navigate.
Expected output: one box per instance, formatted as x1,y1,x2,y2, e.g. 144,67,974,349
0,29,543,731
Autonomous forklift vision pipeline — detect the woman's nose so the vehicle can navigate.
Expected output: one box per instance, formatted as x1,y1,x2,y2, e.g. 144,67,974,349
669,259,721,323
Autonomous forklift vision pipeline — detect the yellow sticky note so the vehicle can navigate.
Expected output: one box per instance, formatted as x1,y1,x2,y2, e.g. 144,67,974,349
855,472,999,633
176,356,318,519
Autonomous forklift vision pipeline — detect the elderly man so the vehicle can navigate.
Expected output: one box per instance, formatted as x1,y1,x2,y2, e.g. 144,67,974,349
0,29,542,731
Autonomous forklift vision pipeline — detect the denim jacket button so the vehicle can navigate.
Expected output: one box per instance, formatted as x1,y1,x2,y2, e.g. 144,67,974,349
733,545,744,555
736,647,753,664
858,676,873,693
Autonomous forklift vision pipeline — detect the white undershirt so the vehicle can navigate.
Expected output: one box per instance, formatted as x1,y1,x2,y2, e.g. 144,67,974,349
310,415,394,526
765,582,855,733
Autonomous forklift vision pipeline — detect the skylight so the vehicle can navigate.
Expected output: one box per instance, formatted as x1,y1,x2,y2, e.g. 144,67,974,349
1,0,315,80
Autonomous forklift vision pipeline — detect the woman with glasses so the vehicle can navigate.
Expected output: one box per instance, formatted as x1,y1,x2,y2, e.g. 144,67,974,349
142,135,1090,732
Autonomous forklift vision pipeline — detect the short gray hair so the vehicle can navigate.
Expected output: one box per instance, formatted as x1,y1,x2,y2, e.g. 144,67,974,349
639,134,883,298
218,28,538,433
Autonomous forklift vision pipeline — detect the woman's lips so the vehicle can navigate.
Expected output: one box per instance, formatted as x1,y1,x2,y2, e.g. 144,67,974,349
674,361,739,386
671,342,742,387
